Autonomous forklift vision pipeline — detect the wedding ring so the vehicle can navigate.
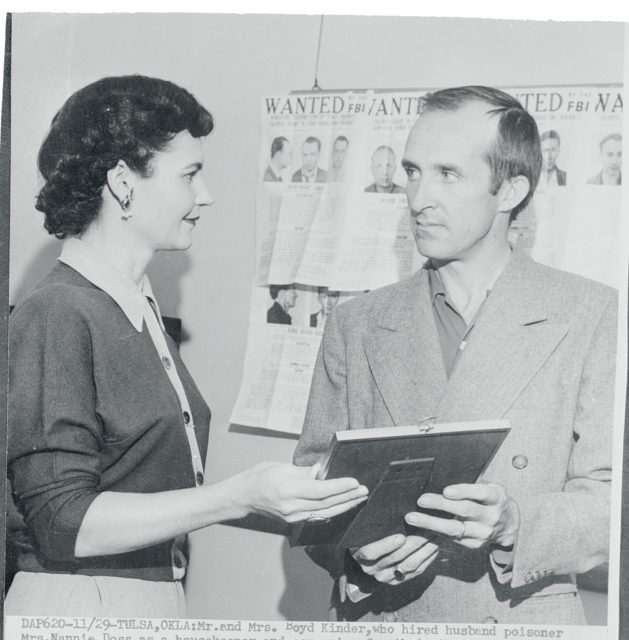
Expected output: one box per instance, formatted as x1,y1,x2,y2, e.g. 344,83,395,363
454,519,466,540
393,568,405,581
306,512,330,523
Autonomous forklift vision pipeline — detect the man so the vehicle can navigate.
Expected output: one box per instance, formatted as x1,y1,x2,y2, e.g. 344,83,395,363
365,145,405,193
292,136,327,183
295,86,615,625
538,130,566,187
588,133,622,185
327,136,350,182
310,287,340,328
267,284,297,325
263,136,291,182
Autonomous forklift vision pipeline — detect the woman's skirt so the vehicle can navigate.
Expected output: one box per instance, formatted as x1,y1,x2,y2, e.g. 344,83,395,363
4,571,187,617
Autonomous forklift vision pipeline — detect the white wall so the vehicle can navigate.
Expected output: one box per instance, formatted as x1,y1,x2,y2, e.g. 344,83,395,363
10,14,623,621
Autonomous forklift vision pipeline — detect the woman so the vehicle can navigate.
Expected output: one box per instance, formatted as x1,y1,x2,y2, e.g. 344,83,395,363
6,75,367,617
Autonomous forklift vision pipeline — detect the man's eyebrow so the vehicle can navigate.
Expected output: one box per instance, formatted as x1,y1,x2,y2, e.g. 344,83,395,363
435,162,462,173
183,162,203,171
401,160,418,170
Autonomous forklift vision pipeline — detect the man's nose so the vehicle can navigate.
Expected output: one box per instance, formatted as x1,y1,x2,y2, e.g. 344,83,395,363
408,176,431,214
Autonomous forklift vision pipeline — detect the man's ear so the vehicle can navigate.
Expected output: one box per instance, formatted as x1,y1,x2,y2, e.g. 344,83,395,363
105,160,134,203
497,175,530,214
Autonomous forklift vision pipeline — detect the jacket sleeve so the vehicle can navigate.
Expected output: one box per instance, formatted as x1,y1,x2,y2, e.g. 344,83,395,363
293,309,352,579
501,293,616,589
9,291,102,565
294,308,350,468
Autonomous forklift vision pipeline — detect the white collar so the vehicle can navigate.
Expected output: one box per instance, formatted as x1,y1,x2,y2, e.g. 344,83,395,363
58,237,161,333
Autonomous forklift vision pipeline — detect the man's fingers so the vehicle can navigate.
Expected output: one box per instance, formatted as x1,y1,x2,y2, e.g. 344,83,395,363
416,493,483,520
405,511,467,539
396,541,440,575
352,534,406,563
442,483,504,505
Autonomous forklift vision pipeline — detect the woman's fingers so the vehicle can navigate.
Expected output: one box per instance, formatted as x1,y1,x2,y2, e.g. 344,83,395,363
290,494,370,523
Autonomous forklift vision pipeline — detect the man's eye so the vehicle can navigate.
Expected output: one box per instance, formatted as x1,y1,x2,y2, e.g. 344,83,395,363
404,167,419,180
441,170,458,182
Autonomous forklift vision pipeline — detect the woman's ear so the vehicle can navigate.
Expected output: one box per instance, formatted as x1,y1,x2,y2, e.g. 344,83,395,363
497,175,530,214
105,160,134,214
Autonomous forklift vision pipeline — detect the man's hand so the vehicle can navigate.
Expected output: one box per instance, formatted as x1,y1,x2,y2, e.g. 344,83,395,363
350,533,439,585
405,483,520,549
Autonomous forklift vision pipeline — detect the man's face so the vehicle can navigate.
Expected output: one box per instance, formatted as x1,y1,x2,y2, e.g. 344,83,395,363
402,102,506,263
601,138,622,175
541,138,560,171
282,287,297,309
277,142,292,169
371,148,397,189
332,139,348,169
318,290,340,314
301,141,320,172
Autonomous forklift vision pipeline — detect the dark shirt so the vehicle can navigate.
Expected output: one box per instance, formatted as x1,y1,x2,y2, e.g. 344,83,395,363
267,301,292,325
427,265,489,378
8,263,211,581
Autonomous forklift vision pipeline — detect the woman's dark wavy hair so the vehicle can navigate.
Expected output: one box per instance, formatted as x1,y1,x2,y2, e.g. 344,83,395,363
36,75,214,238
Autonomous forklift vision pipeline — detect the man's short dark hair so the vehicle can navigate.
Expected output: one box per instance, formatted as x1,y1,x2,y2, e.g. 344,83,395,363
599,132,622,149
269,284,292,300
540,130,560,145
421,86,541,220
333,135,349,147
271,136,289,158
304,136,322,151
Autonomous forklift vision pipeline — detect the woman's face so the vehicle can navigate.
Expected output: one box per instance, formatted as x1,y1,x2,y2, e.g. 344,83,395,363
129,130,213,252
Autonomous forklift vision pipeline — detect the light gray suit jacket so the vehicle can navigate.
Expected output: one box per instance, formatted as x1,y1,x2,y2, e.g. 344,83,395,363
294,250,616,625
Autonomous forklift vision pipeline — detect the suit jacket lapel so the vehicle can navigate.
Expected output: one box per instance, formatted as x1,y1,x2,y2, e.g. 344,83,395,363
364,269,448,425
436,250,569,421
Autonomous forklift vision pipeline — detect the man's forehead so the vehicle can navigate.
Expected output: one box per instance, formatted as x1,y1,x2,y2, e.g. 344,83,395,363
373,148,394,161
602,139,622,151
405,102,498,157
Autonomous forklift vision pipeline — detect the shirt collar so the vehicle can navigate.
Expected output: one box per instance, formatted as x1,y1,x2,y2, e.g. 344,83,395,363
426,261,446,301
58,237,159,333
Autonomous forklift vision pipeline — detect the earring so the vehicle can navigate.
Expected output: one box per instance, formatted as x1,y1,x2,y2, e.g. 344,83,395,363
120,190,133,220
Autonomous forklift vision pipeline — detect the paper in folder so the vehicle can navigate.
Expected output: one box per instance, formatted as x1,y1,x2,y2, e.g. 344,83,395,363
290,420,510,549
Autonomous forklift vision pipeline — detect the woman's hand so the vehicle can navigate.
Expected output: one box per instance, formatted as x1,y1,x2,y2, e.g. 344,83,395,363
230,462,368,523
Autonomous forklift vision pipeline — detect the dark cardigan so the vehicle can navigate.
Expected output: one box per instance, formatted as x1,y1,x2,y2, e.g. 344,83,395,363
8,263,211,581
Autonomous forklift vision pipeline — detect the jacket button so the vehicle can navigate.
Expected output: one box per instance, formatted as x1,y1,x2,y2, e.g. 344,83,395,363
196,471,204,485
482,616,498,624
512,455,528,469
